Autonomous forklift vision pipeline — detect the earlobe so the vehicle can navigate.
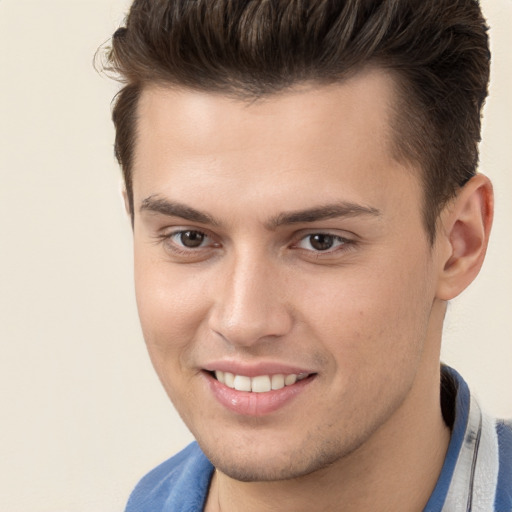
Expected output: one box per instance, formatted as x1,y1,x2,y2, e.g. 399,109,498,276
436,174,494,301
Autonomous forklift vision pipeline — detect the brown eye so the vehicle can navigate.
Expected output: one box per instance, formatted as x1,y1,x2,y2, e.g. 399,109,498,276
179,231,206,248
296,233,347,252
309,234,336,251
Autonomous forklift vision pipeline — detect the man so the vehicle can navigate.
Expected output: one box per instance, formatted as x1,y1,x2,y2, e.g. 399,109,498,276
103,1,511,510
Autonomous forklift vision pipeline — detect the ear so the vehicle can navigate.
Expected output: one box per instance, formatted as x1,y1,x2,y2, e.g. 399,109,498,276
119,181,131,217
436,174,494,300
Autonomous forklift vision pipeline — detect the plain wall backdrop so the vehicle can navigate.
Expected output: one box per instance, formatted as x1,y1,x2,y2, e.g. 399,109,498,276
0,1,510,510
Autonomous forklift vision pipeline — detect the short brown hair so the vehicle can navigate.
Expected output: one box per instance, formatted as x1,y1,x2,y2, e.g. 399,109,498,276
101,0,490,242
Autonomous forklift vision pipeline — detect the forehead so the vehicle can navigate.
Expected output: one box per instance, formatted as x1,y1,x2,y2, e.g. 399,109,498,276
136,67,396,158
133,68,420,220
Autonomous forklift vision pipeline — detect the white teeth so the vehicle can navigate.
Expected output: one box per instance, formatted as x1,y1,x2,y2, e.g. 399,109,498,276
224,372,235,388
271,374,285,390
284,374,297,386
214,371,308,392
251,375,272,393
233,375,252,392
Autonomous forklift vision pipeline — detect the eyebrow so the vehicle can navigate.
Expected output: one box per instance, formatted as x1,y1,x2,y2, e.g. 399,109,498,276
140,195,219,225
266,202,381,229
140,195,381,228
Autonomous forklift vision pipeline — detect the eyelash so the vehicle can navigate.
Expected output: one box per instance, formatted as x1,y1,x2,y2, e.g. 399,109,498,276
156,230,216,255
293,233,349,253
156,229,355,259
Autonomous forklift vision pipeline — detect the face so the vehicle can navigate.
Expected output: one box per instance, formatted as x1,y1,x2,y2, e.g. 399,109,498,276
132,69,445,482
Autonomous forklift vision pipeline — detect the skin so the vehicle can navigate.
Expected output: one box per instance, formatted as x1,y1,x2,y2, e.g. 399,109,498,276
130,68,493,511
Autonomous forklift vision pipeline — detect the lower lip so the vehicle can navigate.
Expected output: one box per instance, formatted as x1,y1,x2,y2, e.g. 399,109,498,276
205,372,314,416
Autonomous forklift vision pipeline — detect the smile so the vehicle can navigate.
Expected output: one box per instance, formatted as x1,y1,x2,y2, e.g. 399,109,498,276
206,369,316,416
214,371,310,393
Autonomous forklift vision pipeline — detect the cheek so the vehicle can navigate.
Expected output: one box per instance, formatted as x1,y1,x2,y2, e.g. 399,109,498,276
301,257,434,366
133,252,208,368
303,264,434,426
133,259,211,418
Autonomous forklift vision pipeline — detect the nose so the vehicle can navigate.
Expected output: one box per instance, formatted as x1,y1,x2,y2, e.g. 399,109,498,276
208,249,293,348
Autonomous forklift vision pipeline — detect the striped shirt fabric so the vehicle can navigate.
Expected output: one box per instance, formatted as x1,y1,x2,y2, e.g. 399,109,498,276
425,366,512,511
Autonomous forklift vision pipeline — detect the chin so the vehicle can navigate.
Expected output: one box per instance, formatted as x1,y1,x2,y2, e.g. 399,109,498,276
208,454,326,483
197,430,360,483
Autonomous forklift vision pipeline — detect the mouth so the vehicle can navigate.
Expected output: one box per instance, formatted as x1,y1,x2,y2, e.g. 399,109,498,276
202,363,317,415
210,370,312,393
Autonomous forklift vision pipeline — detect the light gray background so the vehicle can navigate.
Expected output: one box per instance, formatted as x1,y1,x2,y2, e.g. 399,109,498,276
0,1,510,510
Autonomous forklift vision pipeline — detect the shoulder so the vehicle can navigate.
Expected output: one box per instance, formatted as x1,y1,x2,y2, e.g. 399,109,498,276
125,442,214,512
495,419,512,510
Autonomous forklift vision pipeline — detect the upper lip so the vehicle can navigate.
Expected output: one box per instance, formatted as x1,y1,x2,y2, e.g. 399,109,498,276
202,360,315,377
